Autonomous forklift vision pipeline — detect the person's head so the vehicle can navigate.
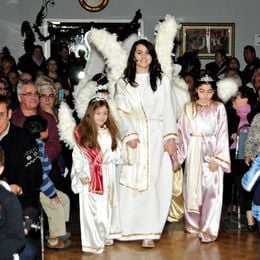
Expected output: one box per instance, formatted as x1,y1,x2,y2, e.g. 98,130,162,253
23,115,48,141
17,80,39,111
0,78,8,96
32,45,44,60
0,95,12,135
46,57,58,73
1,54,15,70
0,145,5,174
192,74,219,103
251,67,260,83
244,45,256,64
78,49,86,58
77,98,118,150
59,45,69,61
228,57,240,70
7,71,19,87
215,49,226,64
253,74,260,90
232,86,256,109
183,73,196,93
124,39,162,91
35,75,56,111
127,39,156,73
19,72,32,82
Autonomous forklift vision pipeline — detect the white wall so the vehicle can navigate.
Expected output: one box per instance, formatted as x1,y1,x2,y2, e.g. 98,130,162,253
0,0,259,68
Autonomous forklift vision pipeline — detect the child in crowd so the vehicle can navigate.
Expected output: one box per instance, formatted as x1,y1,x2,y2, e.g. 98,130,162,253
23,115,71,249
71,97,121,254
175,75,230,243
0,145,25,259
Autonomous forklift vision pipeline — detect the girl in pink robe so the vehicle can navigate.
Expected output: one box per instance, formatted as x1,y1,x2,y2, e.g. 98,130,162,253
176,75,231,243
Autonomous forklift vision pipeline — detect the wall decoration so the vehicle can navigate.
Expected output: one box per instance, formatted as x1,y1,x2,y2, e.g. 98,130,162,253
179,23,235,59
79,0,109,12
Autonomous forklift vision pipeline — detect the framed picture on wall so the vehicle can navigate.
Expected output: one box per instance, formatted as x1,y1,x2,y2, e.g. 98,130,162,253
179,22,235,59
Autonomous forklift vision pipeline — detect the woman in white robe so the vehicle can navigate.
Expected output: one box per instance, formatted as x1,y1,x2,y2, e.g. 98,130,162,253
114,39,177,247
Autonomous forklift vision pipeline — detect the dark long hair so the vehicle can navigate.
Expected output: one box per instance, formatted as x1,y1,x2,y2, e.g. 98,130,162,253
76,99,119,151
124,39,162,91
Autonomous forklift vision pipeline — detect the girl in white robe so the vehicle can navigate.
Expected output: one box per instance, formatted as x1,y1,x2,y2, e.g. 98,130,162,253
114,39,177,248
71,98,121,254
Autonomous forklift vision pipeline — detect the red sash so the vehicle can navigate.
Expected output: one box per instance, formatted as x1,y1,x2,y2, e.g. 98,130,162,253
81,146,104,194
74,127,104,194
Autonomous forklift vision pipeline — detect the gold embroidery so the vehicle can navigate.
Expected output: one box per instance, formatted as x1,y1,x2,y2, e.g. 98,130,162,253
122,133,138,142
141,103,150,192
119,181,149,192
122,232,161,237
163,132,178,138
213,156,230,165
82,245,103,250
117,107,130,115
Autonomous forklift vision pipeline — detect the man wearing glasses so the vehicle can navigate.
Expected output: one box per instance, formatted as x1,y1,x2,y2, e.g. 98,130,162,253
11,80,61,162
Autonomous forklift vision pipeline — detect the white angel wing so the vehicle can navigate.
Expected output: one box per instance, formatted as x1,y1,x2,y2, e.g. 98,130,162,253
122,33,139,53
172,76,191,120
58,102,77,149
155,14,179,81
217,77,238,103
155,15,189,119
89,28,127,95
74,80,97,119
84,31,105,81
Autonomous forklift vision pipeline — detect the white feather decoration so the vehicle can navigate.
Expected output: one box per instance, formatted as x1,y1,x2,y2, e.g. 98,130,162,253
217,78,238,103
73,78,89,100
155,15,179,80
172,76,191,119
122,33,140,53
89,28,127,84
74,80,97,119
58,102,77,149
84,45,105,80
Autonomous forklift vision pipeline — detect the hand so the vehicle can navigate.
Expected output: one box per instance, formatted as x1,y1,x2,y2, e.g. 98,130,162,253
208,161,219,172
231,133,237,142
126,139,139,149
64,90,70,96
10,184,23,195
51,196,60,204
164,139,177,156
80,177,90,185
245,155,254,166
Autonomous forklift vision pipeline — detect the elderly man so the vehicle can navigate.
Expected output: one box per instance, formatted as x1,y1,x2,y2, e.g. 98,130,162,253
11,80,61,162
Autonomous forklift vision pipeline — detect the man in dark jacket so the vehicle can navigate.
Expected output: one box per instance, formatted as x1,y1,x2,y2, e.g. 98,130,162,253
0,95,43,259
0,145,25,259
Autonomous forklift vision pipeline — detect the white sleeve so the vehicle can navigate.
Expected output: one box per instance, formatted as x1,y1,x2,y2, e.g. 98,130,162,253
162,75,178,141
71,145,90,194
114,78,139,143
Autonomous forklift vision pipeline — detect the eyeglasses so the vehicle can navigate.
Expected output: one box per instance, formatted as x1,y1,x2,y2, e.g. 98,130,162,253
20,92,40,98
40,94,55,100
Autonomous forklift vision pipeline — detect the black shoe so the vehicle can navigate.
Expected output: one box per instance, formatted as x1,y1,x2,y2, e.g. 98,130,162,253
247,224,257,232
